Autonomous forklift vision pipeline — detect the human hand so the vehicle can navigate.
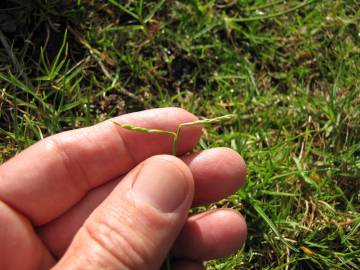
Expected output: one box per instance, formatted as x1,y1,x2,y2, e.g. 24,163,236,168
0,108,247,270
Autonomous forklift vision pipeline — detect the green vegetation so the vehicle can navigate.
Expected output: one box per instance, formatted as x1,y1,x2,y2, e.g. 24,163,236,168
1,0,359,269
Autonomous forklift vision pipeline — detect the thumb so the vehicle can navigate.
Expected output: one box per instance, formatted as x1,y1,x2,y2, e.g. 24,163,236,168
53,155,194,270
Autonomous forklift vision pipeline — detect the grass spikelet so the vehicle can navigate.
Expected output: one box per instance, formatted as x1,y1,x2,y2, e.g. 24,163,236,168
112,122,176,136
112,114,235,156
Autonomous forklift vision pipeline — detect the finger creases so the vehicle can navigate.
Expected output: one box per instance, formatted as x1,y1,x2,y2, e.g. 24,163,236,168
0,108,201,225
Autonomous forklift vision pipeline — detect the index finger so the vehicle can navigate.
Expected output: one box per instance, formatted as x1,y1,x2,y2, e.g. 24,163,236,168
0,108,202,225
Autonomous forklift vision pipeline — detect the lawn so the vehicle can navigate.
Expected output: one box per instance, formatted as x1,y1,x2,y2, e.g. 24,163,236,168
0,0,359,269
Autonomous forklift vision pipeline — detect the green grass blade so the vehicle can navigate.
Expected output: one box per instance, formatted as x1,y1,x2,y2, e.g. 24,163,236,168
107,0,140,22
49,30,68,80
251,201,300,252
293,157,319,190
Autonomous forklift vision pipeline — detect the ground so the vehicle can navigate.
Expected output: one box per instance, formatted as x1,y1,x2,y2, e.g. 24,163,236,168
0,0,359,269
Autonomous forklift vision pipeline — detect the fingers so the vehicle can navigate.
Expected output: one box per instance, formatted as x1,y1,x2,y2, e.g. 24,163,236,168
54,155,194,270
184,147,246,206
0,108,201,225
38,147,246,258
0,201,55,270
172,209,247,260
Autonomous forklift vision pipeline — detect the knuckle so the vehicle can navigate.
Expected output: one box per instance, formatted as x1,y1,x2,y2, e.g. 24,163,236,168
43,135,90,193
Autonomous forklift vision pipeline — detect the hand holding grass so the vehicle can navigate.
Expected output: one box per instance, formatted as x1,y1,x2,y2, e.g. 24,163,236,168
0,108,247,270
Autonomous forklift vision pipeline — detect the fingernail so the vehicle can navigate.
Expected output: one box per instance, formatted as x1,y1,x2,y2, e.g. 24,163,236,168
133,157,188,213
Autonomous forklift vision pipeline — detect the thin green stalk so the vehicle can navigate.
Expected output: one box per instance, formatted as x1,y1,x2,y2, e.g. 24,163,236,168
107,0,141,22
245,0,284,11
172,114,235,155
112,114,235,156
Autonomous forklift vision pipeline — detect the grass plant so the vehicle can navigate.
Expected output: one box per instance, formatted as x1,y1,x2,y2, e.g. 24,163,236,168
113,114,235,155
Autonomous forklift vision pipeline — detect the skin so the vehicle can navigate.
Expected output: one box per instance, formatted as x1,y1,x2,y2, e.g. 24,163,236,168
0,108,247,270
